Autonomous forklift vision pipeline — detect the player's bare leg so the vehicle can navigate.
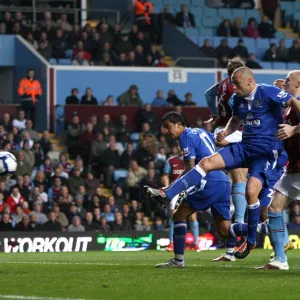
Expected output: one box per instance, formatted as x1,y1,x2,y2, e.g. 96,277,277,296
155,203,194,268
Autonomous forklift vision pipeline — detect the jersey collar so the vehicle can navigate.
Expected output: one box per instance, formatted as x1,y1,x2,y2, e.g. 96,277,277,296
244,84,258,110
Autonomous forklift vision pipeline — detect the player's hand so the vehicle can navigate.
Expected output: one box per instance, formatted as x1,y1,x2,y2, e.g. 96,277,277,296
216,130,227,142
276,124,297,140
204,115,217,124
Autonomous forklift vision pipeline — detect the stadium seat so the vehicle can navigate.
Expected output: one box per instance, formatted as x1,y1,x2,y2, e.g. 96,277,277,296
231,9,246,19
165,0,177,5
191,0,205,6
49,58,57,65
130,133,140,142
202,17,217,28
256,38,270,49
275,31,285,39
227,37,239,48
260,62,272,69
189,36,198,44
185,28,199,36
280,2,293,11
269,38,279,45
193,9,203,18
293,11,300,20
203,8,218,17
284,38,294,48
218,8,232,19
153,5,162,13
294,2,300,11
212,36,223,47
242,37,256,54
287,62,300,70
245,9,260,22
256,48,267,60
65,49,74,58
177,0,189,5
58,58,72,65
199,28,213,36
272,62,287,70
113,170,128,182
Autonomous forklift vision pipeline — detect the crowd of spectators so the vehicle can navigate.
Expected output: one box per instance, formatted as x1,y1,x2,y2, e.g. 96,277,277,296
0,9,167,67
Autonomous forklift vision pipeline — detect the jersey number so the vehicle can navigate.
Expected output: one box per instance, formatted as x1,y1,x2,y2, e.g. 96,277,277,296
267,189,274,199
199,132,215,154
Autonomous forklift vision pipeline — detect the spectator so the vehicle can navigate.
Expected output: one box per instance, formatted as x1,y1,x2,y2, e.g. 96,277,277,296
83,211,99,231
28,214,41,231
277,39,289,62
175,4,195,28
90,133,107,163
42,211,61,231
11,205,25,227
99,114,115,134
99,216,110,231
166,90,182,106
127,160,147,198
161,5,176,25
232,39,249,60
153,216,165,231
261,0,278,23
69,168,85,196
258,15,275,38
231,17,244,38
152,90,168,106
116,53,129,66
72,40,92,66
287,214,300,230
138,104,157,133
217,19,233,37
81,88,98,105
112,23,121,45
135,0,153,31
56,14,72,32
51,29,68,59
182,92,196,106
245,18,260,38
156,57,169,67
65,88,80,105
40,130,52,155
263,43,277,62
129,24,139,46
26,32,38,49
135,31,150,54
102,95,117,106
120,142,135,169
288,39,300,63
135,45,147,66
47,143,61,165
79,122,96,162
200,39,215,58
115,34,134,56
0,213,13,231
138,124,157,155
85,172,100,197
67,24,81,46
31,203,48,225
127,51,137,66
68,215,85,232
2,113,12,132
141,216,152,231
14,215,32,231
111,211,132,231
134,211,144,231
21,120,40,142
215,39,232,62
101,204,115,222
117,85,143,106
99,53,114,66
116,114,133,143
17,69,42,126
16,151,33,179
0,22,6,34
108,135,124,156
52,204,68,228
12,110,26,131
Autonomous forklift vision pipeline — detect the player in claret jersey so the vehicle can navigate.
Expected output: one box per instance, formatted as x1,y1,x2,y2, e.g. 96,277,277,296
162,146,200,252
205,57,248,228
257,70,300,270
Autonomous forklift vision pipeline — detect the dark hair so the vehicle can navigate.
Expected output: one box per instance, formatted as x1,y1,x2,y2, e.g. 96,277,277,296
227,56,245,78
162,111,185,126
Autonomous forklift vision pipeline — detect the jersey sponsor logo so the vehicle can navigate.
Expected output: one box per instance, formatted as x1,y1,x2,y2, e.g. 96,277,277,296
253,99,262,108
173,170,184,175
183,147,190,156
240,103,245,108
277,90,288,99
243,113,261,126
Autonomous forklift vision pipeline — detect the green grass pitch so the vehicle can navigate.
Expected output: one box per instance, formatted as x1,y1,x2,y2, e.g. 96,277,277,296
0,250,300,300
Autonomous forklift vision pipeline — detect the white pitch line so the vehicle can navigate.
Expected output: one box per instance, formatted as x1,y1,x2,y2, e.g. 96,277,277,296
0,295,88,300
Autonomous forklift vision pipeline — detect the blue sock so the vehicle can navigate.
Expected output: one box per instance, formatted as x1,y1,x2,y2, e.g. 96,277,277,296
232,182,247,223
268,211,286,263
169,219,174,243
247,201,260,245
189,220,199,245
173,221,187,262
165,166,206,200
283,212,289,246
231,223,248,236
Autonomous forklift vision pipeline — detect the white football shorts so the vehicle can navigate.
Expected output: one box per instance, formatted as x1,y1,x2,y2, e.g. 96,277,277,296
274,173,300,201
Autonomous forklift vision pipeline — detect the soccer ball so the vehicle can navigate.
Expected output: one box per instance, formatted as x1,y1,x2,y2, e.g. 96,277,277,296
0,151,17,177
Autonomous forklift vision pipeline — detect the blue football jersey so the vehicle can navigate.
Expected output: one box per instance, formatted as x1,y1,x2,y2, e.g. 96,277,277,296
179,127,229,182
232,84,292,149
270,151,288,183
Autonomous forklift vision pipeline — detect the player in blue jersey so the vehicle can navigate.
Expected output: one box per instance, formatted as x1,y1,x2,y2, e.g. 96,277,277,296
144,112,232,268
145,67,300,259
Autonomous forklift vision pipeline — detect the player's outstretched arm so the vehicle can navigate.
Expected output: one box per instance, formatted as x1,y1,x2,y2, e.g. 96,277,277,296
276,124,300,140
219,116,241,139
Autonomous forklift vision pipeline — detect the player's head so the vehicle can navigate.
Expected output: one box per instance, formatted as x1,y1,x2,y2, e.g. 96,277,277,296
162,112,185,139
227,56,245,78
231,67,256,96
284,70,300,96
273,79,285,90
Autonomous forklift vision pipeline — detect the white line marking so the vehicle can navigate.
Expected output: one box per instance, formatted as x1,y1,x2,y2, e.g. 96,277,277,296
0,295,87,300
